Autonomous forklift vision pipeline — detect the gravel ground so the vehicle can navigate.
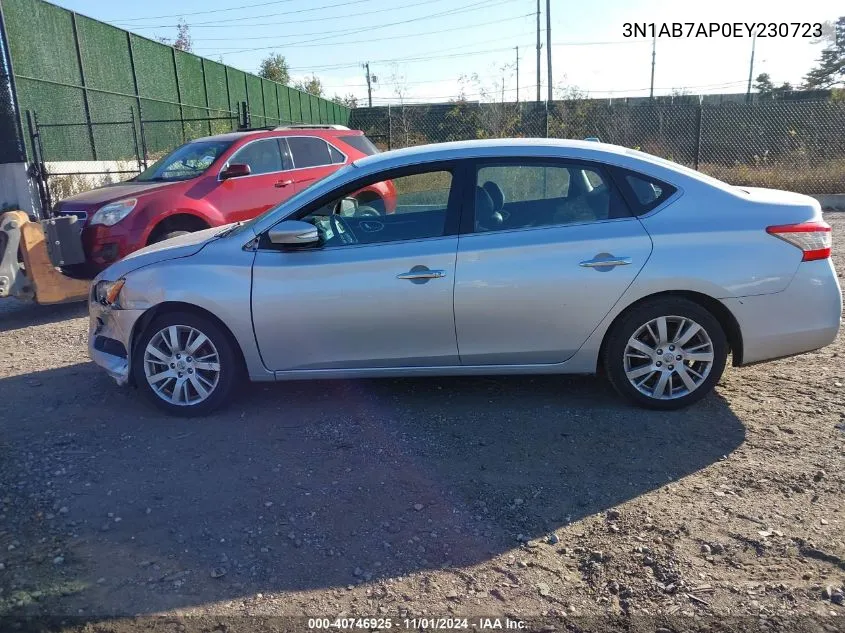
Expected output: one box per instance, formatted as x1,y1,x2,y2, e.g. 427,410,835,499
1,214,843,631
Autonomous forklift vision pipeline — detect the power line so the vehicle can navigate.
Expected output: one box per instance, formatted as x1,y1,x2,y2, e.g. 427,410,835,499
127,0,519,29
284,37,644,73
180,0,454,40
117,0,375,27
113,0,302,22
286,37,539,71
205,12,535,55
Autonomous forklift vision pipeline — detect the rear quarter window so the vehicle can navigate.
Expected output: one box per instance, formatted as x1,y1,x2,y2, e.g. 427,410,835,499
339,134,380,156
618,170,677,215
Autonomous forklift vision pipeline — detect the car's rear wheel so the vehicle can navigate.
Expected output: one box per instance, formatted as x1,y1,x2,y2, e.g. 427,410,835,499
132,311,241,417
603,298,728,410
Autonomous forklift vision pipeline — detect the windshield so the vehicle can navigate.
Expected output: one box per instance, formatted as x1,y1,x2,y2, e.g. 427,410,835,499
135,139,233,182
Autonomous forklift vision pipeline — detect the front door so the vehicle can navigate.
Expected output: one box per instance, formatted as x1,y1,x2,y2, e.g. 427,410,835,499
206,138,295,223
454,160,654,365
251,165,464,372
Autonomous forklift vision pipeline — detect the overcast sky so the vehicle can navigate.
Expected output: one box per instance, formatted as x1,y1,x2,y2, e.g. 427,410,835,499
51,0,841,103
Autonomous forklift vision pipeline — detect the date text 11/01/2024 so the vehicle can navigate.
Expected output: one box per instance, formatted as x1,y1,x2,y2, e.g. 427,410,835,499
307,617,526,630
623,22,824,38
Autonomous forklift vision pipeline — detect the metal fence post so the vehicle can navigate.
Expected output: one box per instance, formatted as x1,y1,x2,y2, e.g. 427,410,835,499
544,100,550,138
240,101,250,129
138,119,149,169
129,108,143,175
694,105,704,170
26,110,51,216
387,104,392,150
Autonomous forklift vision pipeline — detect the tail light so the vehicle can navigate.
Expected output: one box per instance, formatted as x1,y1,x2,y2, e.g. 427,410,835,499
766,221,832,261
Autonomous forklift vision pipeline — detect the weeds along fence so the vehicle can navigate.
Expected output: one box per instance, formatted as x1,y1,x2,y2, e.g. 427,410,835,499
351,99,845,194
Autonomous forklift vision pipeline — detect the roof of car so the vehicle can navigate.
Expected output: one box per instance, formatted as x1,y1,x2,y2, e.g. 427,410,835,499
195,127,362,143
352,138,628,169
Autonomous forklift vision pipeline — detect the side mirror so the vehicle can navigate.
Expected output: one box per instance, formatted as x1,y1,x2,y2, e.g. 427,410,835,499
220,163,251,180
268,220,319,246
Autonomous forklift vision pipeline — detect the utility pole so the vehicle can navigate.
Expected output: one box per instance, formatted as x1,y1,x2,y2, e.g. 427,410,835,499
363,62,373,108
515,46,519,102
745,32,757,103
535,0,541,102
545,0,552,102
649,36,656,99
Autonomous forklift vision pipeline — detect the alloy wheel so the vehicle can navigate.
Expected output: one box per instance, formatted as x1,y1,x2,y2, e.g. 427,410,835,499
623,315,715,400
143,325,221,406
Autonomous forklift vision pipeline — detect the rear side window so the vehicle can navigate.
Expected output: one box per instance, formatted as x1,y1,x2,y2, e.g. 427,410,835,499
339,134,380,155
287,136,333,168
328,144,345,164
623,172,676,214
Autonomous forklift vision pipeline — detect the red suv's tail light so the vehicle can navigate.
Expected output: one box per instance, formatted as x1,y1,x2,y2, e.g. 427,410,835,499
766,221,832,262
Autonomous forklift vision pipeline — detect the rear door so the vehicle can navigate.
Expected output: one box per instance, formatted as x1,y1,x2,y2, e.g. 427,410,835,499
454,159,653,365
206,138,295,222
285,136,347,192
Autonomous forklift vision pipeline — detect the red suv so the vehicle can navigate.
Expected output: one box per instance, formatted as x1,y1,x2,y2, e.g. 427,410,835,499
55,126,394,272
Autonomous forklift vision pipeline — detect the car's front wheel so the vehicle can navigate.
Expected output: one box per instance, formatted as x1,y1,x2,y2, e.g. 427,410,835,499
132,311,241,416
603,297,728,410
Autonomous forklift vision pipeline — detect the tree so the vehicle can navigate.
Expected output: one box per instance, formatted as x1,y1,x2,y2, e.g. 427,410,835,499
803,16,845,89
294,75,324,97
332,93,359,108
755,73,795,99
754,73,775,95
157,18,192,52
258,53,290,85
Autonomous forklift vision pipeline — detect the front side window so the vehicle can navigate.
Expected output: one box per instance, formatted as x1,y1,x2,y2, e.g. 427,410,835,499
297,170,454,248
287,136,334,168
472,162,630,233
227,139,283,175
135,140,232,182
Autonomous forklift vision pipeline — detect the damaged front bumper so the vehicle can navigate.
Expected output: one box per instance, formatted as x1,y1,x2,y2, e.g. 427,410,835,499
88,299,145,386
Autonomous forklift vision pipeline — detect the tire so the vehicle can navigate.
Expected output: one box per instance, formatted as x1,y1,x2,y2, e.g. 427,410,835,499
602,297,728,410
132,311,242,417
150,229,190,244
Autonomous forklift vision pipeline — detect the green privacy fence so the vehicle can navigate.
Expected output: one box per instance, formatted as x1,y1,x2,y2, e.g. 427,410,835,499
0,0,350,164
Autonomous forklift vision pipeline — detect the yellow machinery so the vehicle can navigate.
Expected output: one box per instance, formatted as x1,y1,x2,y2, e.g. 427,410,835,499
0,210,90,304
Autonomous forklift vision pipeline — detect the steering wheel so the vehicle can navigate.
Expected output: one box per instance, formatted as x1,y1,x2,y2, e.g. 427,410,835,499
329,213,358,245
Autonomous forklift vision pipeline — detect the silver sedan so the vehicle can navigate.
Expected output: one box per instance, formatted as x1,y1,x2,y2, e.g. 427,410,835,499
88,139,842,416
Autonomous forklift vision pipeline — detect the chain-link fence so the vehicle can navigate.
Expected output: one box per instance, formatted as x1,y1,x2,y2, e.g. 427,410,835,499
351,100,845,194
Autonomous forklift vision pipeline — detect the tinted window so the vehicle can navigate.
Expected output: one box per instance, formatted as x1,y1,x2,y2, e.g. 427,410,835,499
624,173,675,212
473,163,629,233
136,140,232,182
328,144,345,164
288,136,332,168
339,134,380,155
228,139,283,175
299,170,453,247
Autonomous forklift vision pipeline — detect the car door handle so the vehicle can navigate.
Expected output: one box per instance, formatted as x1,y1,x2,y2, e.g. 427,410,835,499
274,179,294,188
396,269,446,280
579,256,632,268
